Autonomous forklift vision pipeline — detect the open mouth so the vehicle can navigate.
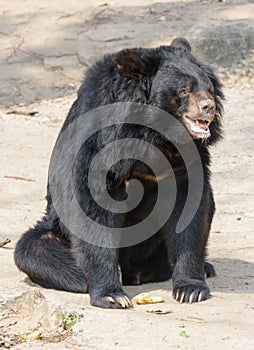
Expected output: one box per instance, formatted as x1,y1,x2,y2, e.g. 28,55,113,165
184,116,211,136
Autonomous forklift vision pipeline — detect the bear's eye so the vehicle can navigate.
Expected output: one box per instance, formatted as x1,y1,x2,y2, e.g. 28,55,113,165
178,87,190,98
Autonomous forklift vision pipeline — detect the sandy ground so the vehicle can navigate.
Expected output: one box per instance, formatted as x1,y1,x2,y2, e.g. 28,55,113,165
0,1,254,349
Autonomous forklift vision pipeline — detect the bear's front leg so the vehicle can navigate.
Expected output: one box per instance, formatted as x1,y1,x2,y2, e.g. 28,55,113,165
171,252,210,304
72,237,132,309
163,222,210,304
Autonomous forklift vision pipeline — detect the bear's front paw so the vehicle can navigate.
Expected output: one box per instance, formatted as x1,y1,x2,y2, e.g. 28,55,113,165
90,291,133,309
173,279,210,304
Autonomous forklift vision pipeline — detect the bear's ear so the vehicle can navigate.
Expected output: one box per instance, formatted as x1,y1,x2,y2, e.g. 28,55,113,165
171,37,191,52
113,51,147,80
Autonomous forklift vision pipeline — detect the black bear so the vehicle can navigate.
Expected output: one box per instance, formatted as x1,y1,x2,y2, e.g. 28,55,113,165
14,38,224,308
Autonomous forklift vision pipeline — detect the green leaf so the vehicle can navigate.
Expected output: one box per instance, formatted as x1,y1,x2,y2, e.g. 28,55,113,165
58,312,79,330
179,330,190,338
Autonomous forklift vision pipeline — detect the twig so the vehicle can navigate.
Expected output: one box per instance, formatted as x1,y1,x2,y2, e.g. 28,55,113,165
6,109,39,116
0,239,11,247
4,175,35,182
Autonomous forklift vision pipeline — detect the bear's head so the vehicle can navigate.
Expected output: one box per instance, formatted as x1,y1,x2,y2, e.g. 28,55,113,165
113,38,224,144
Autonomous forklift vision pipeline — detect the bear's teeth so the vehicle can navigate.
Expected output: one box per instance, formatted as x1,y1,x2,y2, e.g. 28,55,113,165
184,116,210,135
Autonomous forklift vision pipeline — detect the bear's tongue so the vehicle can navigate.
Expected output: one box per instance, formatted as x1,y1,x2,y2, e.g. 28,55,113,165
185,117,210,134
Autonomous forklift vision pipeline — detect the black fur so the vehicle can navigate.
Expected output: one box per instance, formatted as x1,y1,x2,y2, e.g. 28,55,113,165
14,38,223,308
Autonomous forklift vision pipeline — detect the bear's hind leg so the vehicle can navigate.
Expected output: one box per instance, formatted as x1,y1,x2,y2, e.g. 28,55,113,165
14,220,87,293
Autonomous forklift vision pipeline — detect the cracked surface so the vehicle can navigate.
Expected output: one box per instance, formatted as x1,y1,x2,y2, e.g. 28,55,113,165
0,0,254,106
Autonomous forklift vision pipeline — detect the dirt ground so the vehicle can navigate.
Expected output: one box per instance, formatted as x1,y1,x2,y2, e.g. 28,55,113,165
0,1,253,349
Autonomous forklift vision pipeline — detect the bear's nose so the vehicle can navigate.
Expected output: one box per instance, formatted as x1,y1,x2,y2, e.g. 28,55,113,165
199,100,215,116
